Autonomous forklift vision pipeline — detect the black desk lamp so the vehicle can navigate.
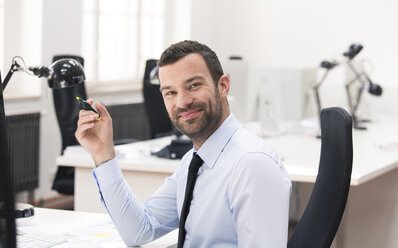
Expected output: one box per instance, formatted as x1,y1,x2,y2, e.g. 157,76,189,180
1,56,85,218
343,44,383,130
3,56,85,90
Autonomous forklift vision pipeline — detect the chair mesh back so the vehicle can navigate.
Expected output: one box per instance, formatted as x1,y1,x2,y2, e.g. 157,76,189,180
53,83,87,151
288,107,353,248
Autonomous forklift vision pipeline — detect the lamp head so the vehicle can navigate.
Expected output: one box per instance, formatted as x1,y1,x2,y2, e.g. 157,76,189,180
343,43,363,60
47,59,85,89
367,78,383,96
320,60,338,70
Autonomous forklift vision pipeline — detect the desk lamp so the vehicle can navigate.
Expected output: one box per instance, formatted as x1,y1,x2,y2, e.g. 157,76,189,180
3,56,85,90
313,60,339,137
1,56,85,218
343,43,383,129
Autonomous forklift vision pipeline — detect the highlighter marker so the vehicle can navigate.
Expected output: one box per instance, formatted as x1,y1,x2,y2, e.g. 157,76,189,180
76,97,101,120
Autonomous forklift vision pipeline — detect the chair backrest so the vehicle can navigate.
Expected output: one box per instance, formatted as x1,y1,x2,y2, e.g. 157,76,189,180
51,55,87,151
288,107,353,248
51,55,86,196
142,59,174,139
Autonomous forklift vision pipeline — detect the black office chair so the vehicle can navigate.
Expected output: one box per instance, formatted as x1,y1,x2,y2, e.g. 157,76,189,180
142,59,175,139
288,107,353,248
51,55,86,196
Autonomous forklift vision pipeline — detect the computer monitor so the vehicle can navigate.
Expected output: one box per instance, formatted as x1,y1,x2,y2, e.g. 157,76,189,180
0,71,17,248
222,60,317,126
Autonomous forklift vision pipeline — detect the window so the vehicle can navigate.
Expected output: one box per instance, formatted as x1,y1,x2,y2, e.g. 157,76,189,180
1,0,42,99
81,0,166,86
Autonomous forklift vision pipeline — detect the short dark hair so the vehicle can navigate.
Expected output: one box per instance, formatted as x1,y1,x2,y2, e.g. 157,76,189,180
158,40,224,85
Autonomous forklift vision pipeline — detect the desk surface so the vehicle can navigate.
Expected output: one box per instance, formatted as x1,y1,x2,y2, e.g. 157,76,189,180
250,116,398,185
57,136,180,173
56,117,398,186
16,208,177,247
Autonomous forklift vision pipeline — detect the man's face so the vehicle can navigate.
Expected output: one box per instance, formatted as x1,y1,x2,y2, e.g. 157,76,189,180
158,53,229,141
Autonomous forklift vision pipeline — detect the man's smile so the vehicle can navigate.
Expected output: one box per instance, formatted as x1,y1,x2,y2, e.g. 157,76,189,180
178,109,202,121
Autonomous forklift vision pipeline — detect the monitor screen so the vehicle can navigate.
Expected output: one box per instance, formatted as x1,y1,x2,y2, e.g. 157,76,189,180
0,71,17,248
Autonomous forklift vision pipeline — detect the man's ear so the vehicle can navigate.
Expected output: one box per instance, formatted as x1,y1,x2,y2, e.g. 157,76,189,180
218,75,230,97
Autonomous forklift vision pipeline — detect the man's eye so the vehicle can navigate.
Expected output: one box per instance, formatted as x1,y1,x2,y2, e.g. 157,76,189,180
165,91,176,96
189,83,201,89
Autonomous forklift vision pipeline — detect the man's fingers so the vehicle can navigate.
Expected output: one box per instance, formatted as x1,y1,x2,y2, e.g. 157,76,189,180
78,109,100,121
95,102,111,121
75,121,95,138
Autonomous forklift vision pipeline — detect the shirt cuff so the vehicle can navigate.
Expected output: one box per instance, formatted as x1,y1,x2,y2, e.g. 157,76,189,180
92,158,124,190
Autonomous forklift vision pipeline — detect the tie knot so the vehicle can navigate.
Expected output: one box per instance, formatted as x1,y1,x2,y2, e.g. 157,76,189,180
189,153,203,173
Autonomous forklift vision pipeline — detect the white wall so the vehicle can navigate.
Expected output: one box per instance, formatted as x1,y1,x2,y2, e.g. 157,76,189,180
191,0,398,116
164,0,192,46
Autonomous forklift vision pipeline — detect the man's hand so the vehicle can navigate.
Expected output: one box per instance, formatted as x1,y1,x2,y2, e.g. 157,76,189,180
75,99,115,166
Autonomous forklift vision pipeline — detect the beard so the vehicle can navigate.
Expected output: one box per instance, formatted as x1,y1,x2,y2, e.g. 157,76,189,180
171,91,223,141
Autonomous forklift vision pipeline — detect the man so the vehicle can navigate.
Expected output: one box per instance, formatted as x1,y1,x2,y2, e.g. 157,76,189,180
75,40,291,247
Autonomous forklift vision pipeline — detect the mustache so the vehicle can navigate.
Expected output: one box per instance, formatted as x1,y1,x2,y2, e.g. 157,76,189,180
174,102,206,118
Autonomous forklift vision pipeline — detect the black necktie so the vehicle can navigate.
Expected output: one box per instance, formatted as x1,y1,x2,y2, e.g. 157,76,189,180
177,153,203,248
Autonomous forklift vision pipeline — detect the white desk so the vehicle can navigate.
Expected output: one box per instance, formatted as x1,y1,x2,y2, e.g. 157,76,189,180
247,117,398,185
57,136,180,212
56,117,398,248
16,207,177,247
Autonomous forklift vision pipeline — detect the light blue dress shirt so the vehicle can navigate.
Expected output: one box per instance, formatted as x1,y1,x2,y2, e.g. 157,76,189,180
93,114,292,247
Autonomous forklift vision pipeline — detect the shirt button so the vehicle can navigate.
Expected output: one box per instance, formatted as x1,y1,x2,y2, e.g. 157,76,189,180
186,233,190,240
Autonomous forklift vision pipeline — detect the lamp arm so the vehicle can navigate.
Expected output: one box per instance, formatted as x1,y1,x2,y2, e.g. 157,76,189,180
313,69,329,90
313,86,322,130
2,61,21,90
345,60,369,114
345,61,366,86
353,83,365,114
313,69,330,129
2,56,39,90
345,83,355,118
344,60,372,129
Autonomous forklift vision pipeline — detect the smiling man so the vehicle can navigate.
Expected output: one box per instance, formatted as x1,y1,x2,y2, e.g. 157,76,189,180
75,40,291,247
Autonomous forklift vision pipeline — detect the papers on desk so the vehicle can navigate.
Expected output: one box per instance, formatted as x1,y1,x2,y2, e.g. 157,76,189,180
18,220,125,248
19,220,177,248
63,221,121,244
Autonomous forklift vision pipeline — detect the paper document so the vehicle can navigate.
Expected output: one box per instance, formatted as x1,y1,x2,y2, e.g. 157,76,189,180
63,220,122,243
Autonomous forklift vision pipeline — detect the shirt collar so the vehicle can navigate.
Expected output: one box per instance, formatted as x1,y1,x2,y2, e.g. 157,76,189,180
195,114,240,169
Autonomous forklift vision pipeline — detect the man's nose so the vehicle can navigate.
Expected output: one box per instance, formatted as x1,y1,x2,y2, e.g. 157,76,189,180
176,90,194,109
